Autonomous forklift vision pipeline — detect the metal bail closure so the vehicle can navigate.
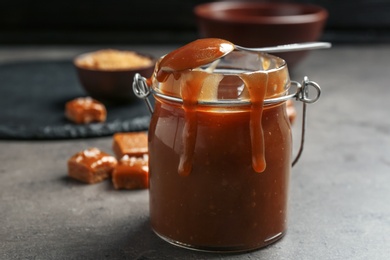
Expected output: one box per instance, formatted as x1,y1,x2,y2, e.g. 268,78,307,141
292,76,321,167
132,73,322,167
132,73,154,114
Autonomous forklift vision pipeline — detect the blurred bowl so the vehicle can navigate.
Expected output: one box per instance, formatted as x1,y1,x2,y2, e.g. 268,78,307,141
74,50,155,102
194,1,328,68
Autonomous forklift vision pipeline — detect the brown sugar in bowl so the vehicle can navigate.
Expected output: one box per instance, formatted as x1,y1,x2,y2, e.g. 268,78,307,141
74,49,155,102
194,2,328,68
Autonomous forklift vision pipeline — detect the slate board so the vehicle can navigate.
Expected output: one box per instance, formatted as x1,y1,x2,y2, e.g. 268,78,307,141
0,60,150,139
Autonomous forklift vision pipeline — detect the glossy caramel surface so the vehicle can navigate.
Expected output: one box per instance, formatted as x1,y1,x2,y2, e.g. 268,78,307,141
149,100,291,249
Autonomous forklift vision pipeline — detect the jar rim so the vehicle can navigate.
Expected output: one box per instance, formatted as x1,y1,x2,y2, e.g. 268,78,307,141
151,83,296,107
151,51,290,105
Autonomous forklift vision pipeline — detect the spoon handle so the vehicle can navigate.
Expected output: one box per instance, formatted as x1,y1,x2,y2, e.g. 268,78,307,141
235,42,332,53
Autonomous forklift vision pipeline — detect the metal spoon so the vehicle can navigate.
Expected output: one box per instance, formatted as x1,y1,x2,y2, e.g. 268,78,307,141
158,39,331,72
234,42,332,53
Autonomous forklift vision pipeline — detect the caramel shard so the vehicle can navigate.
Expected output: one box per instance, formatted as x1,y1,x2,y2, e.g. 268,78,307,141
112,155,149,190
112,132,148,159
65,97,106,124
286,99,297,124
68,147,117,184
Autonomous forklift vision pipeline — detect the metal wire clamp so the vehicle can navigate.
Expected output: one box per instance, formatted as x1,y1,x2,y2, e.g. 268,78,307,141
132,73,153,114
292,76,321,166
132,73,321,166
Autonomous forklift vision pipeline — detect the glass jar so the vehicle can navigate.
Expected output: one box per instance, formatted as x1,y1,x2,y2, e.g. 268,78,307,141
133,50,321,252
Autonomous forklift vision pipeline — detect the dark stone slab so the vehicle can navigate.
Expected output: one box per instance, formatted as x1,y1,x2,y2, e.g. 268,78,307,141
0,60,150,139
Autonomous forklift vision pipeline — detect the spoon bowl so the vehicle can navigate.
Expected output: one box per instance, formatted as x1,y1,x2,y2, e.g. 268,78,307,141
158,38,331,73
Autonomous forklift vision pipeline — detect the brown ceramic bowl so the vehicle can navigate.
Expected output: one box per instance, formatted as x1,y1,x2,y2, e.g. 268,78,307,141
194,2,328,68
74,50,155,102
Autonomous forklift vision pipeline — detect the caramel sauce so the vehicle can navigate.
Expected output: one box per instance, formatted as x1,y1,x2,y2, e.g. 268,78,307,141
148,39,292,250
156,38,234,83
240,72,268,173
177,71,209,176
155,38,269,175
148,100,291,249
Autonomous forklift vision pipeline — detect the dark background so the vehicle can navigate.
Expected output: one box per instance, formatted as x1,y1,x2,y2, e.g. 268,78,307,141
1,0,390,45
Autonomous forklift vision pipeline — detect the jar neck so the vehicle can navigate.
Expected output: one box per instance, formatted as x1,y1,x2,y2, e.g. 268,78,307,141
151,66,291,107
150,51,290,107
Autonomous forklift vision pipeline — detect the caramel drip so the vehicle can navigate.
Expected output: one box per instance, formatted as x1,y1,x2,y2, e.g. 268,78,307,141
155,38,233,176
154,38,273,175
178,71,209,176
240,72,268,173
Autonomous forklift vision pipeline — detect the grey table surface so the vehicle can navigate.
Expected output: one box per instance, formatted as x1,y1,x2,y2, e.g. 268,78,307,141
1,44,390,260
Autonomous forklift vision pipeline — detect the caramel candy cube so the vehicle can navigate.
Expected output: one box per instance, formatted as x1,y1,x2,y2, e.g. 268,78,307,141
112,155,149,190
65,97,107,124
112,132,148,159
68,147,117,184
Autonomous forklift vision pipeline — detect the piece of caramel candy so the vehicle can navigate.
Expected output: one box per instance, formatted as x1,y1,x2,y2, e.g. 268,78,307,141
65,97,107,124
112,132,148,159
67,147,117,184
112,155,149,190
